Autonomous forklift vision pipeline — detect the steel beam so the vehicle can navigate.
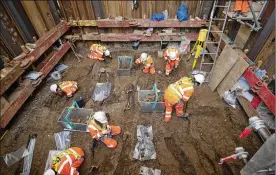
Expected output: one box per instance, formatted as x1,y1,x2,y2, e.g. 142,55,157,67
0,22,69,96
70,19,208,28
65,33,199,42
247,9,275,61
242,67,275,115
0,42,70,128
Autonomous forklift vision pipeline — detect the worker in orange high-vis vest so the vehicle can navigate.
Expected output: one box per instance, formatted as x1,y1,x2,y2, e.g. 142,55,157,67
163,46,180,76
50,81,78,97
88,44,111,61
88,111,121,149
164,74,205,122
44,147,84,175
135,53,155,75
233,0,251,18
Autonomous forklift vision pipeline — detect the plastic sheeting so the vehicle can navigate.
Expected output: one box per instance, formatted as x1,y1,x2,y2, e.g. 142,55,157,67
177,3,189,21
92,82,112,102
2,146,29,167
133,125,156,161
140,166,161,175
21,136,36,175
54,131,71,150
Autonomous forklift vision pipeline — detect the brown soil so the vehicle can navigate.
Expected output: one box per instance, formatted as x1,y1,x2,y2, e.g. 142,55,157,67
0,43,262,175
141,93,164,102
69,115,90,124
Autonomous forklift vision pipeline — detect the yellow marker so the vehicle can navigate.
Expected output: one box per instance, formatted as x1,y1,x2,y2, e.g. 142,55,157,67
187,29,208,70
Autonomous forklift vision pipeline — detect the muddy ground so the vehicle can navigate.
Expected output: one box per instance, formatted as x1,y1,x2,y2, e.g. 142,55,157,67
0,43,262,175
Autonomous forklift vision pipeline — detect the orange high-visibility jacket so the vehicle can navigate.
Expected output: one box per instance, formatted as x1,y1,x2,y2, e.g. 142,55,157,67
135,55,154,68
163,47,180,61
89,44,107,61
58,81,78,97
87,119,110,140
164,77,194,105
51,147,84,175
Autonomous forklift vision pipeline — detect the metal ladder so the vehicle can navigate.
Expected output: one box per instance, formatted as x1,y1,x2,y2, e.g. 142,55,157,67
199,0,231,83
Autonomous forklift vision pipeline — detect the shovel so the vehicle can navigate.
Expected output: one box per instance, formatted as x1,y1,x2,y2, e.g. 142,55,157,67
179,101,189,120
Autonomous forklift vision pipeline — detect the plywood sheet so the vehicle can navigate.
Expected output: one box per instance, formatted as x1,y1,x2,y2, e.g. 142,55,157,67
209,45,240,91
217,57,249,97
234,24,252,49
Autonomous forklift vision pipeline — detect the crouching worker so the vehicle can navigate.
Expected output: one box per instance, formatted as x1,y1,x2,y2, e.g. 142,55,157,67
50,81,78,97
88,44,111,61
135,53,155,75
88,111,121,148
164,74,205,122
44,147,84,175
164,46,180,76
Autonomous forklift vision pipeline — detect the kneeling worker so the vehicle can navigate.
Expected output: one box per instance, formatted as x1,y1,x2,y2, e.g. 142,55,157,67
44,147,84,175
88,111,121,148
164,74,205,122
135,53,155,75
88,44,111,61
50,81,78,97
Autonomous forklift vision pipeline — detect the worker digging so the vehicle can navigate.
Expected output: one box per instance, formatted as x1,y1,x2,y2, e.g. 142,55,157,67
88,44,112,61
1,1,274,175
135,53,155,75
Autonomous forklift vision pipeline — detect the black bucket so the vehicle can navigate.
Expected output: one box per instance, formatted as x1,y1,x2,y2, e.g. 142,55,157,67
74,96,85,108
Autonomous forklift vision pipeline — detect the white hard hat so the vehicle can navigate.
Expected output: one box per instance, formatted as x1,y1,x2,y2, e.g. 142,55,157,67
50,84,58,93
194,74,205,84
104,50,110,56
141,53,147,61
169,52,176,60
93,111,108,123
44,169,55,175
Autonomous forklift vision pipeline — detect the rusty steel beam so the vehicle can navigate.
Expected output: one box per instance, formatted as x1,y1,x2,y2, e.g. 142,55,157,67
64,32,199,42
70,19,208,28
242,67,275,115
27,22,69,61
0,42,70,128
0,22,69,96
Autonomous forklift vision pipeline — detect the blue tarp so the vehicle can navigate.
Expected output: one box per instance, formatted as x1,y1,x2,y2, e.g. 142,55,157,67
177,3,189,21
151,13,165,21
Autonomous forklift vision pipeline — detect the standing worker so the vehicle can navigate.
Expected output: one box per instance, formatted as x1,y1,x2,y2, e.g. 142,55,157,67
50,81,78,97
164,74,205,122
44,147,84,175
187,29,208,70
88,111,121,149
88,44,111,61
233,0,250,18
135,53,155,75
163,46,180,76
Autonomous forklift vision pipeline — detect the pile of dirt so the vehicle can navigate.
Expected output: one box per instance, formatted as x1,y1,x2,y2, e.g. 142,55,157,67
141,93,164,102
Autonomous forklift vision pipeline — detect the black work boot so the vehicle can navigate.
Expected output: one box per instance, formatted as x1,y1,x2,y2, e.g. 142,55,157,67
241,12,248,17
233,11,240,18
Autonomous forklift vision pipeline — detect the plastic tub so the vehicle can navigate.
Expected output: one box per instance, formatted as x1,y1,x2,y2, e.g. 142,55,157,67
138,90,165,112
117,56,133,76
57,107,93,132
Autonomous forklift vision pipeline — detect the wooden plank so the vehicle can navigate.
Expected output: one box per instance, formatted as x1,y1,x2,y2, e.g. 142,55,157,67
217,57,249,97
70,1,80,20
1,97,10,116
209,45,240,91
234,24,252,49
35,1,56,30
21,1,47,37
76,1,88,20
237,96,258,117
85,1,96,20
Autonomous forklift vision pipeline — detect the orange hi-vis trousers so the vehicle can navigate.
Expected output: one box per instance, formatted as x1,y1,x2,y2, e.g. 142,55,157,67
234,0,250,13
88,120,121,149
